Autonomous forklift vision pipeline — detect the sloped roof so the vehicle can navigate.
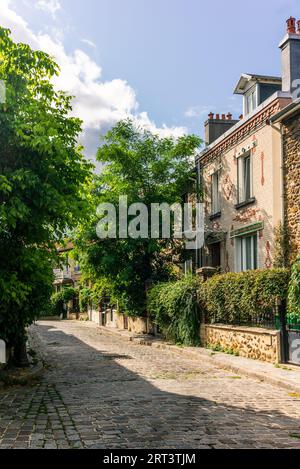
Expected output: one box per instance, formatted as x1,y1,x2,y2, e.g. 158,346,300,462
234,73,282,95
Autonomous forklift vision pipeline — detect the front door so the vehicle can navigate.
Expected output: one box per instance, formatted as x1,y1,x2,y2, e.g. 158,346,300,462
210,243,221,269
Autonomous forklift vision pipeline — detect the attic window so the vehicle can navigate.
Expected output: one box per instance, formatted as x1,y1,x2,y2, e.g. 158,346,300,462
245,88,257,115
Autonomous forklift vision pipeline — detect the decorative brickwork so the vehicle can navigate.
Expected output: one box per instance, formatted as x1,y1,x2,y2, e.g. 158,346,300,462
199,98,290,167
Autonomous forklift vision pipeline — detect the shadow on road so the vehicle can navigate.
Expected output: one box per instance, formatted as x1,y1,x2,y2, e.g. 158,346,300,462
1,321,300,449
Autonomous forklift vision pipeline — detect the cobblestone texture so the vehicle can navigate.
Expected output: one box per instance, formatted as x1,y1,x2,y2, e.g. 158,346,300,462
0,320,300,449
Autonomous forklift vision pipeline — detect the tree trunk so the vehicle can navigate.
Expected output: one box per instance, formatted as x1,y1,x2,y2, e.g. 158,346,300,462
13,339,30,368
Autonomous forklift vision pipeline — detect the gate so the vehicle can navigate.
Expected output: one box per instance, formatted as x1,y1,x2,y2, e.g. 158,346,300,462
279,300,300,366
286,323,300,365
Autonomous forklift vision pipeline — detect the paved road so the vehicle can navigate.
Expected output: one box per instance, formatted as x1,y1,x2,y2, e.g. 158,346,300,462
0,321,300,449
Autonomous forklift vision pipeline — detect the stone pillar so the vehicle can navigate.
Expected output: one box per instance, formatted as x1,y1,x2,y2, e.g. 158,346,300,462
196,267,217,282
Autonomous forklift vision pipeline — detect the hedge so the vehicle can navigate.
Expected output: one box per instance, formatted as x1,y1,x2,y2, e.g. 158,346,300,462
147,276,201,346
201,269,290,326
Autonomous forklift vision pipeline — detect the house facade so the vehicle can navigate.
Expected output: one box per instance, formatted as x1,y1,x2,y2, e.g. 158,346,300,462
196,17,300,273
53,242,82,292
271,100,300,264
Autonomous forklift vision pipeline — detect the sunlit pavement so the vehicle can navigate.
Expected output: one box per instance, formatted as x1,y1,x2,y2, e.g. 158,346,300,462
0,320,300,449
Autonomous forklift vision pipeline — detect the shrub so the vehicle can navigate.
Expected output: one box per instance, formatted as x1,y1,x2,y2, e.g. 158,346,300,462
201,269,290,326
148,276,201,346
79,287,92,313
288,255,300,318
50,287,77,316
78,279,115,313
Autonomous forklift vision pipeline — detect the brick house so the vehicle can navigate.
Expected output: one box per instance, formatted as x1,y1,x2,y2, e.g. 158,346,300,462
195,18,300,273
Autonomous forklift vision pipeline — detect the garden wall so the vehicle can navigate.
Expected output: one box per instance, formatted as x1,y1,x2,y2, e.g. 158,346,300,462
200,324,280,364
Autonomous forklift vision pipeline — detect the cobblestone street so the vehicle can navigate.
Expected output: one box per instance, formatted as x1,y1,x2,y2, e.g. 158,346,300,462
0,320,300,449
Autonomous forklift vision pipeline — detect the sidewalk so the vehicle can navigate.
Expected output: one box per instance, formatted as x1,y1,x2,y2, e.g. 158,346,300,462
98,325,300,394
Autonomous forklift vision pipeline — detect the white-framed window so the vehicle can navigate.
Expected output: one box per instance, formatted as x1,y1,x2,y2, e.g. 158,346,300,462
211,171,220,215
235,233,258,272
245,88,257,115
237,153,252,204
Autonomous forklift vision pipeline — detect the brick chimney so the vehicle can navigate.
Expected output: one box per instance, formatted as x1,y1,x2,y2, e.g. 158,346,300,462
205,113,239,146
280,17,300,94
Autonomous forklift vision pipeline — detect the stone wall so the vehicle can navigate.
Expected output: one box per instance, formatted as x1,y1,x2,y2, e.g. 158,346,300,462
283,113,300,263
200,324,280,364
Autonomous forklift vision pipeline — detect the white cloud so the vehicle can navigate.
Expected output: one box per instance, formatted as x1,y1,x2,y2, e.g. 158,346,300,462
36,0,61,18
81,38,97,49
0,0,187,162
185,105,214,119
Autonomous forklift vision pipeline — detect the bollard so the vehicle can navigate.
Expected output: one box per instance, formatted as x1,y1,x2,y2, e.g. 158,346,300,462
0,340,6,364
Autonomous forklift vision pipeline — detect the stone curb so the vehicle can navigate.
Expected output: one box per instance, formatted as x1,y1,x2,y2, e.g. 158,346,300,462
98,326,300,394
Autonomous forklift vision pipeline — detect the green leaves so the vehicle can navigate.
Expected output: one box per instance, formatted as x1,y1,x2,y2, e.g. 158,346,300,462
201,269,290,326
288,255,300,318
75,119,201,317
148,276,201,346
0,27,93,349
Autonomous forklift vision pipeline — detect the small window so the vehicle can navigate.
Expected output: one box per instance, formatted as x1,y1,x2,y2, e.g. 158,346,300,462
211,171,220,215
235,233,258,272
245,89,257,115
238,153,252,204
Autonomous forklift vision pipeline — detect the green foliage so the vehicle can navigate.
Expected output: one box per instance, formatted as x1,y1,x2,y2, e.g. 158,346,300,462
201,269,290,325
0,28,92,354
50,287,77,316
288,255,300,318
75,120,201,317
148,276,201,346
79,278,114,312
79,287,92,313
274,223,289,268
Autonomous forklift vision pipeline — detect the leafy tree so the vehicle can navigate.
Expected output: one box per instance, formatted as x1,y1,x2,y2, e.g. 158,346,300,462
76,120,201,317
0,28,92,366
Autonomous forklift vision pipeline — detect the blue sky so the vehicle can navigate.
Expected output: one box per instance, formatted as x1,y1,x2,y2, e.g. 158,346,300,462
0,0,299,158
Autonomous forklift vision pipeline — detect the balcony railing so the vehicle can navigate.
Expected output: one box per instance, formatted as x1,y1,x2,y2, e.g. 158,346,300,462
53,269,72,280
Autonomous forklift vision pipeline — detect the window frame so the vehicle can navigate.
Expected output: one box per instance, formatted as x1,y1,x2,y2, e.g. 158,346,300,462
237,152,253,205
211,170,221,216
244,87,257,115
235,233,258,272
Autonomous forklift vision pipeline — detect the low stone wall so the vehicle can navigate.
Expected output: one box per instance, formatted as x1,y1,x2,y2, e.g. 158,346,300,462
87,307,154,335
128,317,149,335
115,313,154,335
88,308,101,325
200,324,280,364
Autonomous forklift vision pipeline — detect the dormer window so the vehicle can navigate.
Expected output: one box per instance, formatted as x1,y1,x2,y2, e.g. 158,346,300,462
245,88,257,115
234,74,282,117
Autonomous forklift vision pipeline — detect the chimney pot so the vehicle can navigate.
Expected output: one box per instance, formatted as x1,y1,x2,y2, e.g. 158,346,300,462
222,114,226,120
239,114,244,120
216,113,220,120
208,112,214,120
227,113,232,120
287,17,296,34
